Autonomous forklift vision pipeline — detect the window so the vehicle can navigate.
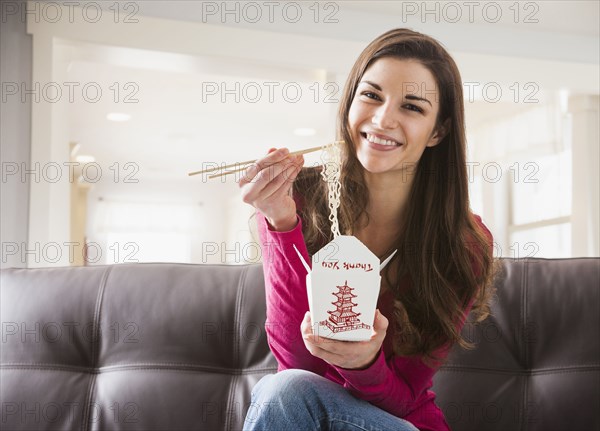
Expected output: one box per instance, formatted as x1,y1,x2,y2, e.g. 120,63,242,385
509,150,572,258
90,199,201,264
468,100,573,258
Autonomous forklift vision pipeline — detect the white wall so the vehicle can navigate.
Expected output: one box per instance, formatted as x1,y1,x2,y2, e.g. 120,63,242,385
1,1,32,269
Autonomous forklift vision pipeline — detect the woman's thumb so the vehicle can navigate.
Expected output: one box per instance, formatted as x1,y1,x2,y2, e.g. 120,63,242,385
374,309,389,332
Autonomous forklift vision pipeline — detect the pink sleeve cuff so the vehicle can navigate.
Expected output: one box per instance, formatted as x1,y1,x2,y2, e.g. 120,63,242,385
256,212,311,271
258,212,303,244
333,348,390,388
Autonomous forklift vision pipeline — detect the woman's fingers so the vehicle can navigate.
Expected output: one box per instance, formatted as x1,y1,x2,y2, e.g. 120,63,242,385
239,154,301,201
262,157,303,200
301,309,388,369
256,155,302,199
239,158,303,219
237,147,303,230
301,312,345,361
238,147,289,187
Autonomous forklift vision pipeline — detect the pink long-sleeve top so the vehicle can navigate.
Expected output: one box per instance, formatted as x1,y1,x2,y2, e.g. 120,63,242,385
256,210,493,431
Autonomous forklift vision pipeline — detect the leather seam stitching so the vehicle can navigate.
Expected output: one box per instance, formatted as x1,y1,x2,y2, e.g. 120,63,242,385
0,364,279,374
437,367,600,375
519,261,526,431
81,266,111,431
225,266,248,431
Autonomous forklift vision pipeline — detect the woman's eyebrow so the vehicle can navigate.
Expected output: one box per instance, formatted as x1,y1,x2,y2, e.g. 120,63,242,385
405,94,432,107
359,80,432,107
359,80,382,91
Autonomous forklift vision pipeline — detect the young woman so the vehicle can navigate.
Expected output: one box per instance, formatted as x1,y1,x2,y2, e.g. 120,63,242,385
239,28,498,431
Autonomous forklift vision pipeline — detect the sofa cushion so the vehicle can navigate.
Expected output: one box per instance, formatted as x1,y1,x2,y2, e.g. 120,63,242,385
1,263,277,430
432,258,600,431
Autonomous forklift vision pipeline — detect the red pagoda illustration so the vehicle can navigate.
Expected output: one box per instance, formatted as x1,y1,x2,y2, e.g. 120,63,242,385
320,281,371,333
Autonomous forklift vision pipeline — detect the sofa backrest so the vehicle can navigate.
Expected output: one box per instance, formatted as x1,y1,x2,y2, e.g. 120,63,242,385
2,258,599,431
1,263,277,430
433,257,600,431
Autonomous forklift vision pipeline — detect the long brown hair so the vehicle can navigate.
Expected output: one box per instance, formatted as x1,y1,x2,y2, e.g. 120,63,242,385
295,28,499,362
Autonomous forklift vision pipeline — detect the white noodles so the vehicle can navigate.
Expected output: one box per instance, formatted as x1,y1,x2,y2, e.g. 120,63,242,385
320,142,342,238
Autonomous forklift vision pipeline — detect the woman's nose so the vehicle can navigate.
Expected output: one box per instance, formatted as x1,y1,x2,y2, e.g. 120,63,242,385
372,103,399,130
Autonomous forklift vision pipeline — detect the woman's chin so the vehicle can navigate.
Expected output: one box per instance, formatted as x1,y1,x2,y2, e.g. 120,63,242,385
358,160,398,175
355,145,406,173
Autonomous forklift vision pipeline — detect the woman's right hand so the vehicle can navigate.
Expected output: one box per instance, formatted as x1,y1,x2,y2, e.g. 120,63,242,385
238,147,304,232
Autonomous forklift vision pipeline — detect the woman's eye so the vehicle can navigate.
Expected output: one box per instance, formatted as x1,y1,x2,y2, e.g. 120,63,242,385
404,104,423,113
361,91,381,100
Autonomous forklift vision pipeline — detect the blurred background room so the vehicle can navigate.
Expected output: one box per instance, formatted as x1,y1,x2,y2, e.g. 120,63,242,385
1,0,598,268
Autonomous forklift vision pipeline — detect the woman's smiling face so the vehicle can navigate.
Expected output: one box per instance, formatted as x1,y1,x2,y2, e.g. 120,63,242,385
348,57,444,176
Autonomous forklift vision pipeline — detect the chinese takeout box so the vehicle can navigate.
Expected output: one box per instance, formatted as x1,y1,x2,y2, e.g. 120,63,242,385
294,236,396,341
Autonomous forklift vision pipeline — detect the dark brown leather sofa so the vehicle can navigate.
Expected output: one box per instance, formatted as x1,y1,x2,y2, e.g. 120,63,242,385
1,258,598,431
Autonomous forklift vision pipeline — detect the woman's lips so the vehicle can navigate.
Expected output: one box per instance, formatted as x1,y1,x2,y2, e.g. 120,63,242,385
360,132,403,152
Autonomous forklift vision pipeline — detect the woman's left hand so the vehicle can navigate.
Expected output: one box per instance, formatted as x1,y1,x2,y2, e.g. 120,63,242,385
300,309,389,370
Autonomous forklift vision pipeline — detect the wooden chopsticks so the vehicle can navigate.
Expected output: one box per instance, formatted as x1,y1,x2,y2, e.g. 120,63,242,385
188,141,344,179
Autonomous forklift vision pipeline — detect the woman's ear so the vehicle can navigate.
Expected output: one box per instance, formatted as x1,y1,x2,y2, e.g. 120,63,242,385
426,119,450,147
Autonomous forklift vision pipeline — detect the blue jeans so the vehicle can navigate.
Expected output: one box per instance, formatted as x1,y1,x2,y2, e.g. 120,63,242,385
242,369,419,431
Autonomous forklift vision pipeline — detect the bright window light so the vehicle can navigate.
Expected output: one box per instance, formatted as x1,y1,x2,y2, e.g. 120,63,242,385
293,128,316,136
107,112,131,122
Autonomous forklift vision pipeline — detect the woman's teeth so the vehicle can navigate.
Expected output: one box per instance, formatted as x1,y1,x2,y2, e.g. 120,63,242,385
365,133,400,146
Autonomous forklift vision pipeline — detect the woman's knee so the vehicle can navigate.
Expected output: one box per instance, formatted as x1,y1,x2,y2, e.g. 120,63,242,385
252,369,325,404
245,370,331,430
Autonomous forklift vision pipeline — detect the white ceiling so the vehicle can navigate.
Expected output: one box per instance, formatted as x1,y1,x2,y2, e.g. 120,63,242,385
125,1,600,38
340,1,599,37
126,0,599,63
